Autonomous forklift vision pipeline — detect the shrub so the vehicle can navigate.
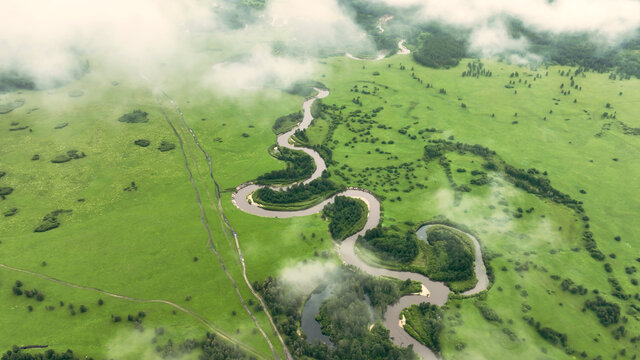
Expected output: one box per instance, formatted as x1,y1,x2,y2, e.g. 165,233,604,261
134,139,150,147
158,141,176,152
118,110,149,123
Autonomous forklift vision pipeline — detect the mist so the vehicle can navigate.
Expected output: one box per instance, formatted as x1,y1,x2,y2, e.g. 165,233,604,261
279,260,338,295
380,0,640,60
0,0,376,93
0,0,218,88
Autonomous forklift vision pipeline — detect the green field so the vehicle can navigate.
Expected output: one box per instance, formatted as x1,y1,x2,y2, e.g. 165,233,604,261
300,55,640,358
1,43,639,360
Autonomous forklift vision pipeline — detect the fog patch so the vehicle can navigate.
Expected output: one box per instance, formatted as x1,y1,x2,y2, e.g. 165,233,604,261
279,260,338,295
204,45,312,93
380,0,640,62
468,21,528,58
0,0,217,88
263,0,375,55
105,330,161,360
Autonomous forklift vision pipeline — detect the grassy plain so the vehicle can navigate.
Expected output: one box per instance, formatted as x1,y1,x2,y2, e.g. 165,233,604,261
300,55,640,358
1,45,639,360
0,57,335,358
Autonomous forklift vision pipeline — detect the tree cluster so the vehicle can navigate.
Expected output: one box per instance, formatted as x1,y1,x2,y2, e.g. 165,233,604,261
322,196,367,240
401,302,443,353
255,271,417,360
584,296,620,326
272,111,302,134
1,347,87,360
412,32,465,69
34,209,72,233
254,177,341,206
360,226,418,264
256,148,315,185
118,110,148,124
424,228,474,282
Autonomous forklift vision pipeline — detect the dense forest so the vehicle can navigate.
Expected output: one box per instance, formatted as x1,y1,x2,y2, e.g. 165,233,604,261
322,196,368,240
0,71,36,92
412,32,466,69
272,111,302,134
422,227,474,282
253,177,342,206
256,148,315,185
254,269,419,360
401,303,443,353
360,225,419,264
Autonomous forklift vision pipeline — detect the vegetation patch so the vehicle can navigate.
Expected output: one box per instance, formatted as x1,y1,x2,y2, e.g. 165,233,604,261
50,150,86,164
157,141,175,152
413,32,465,69
255,271,416,359
322,196,368,240
272,111,302,134
34,209,72,233
420,226,475,283
118,109,148,123
284,80,328,97
401,302,443,353
360,226,419,264
252,177,343,210
474,301,502,323
1,347,86,360
584,296,620,326
4,208,18,217
0,71,36,92
134,139,150,147
255,147,315,185
0,98,25,114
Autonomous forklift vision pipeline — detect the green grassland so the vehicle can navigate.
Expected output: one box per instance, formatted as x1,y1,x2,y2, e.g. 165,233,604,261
300,55,640,358
0,57,338,358
1,45,639,360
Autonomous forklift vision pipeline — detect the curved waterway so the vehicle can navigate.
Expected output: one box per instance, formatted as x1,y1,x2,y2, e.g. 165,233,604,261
232,89,488,359
301,286,334,347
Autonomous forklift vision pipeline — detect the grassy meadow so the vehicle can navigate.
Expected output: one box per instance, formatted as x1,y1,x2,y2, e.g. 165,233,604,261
1,45,639,360
300,54,640,358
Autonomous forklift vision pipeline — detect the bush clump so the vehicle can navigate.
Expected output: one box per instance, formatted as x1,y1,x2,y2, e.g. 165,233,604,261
51,150,86,164
322,196,368,240
158,141,175,152
4,208,18,217
118,109,148,123
134,139,150,147
360,226,419,264
401,302,443,353
34,209,72,233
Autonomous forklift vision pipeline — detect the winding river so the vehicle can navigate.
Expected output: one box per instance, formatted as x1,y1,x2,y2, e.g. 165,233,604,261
232,88,489,359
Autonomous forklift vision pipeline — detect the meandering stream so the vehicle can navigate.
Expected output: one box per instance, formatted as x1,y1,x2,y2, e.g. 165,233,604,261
232,88,489,359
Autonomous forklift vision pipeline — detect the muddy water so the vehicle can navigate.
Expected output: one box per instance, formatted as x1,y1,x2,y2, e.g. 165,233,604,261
301,286,334,347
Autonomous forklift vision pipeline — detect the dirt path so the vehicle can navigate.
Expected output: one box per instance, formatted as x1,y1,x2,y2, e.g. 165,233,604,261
159,92,293,360
157,95,283,359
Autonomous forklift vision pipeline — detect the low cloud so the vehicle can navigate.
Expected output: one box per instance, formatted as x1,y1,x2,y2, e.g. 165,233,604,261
381,0,640,60
205,45,312,92
0,0,216,87
105,330,160,359
279,261,338,295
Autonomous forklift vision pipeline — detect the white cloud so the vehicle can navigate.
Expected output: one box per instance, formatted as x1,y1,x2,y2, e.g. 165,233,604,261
0,0,214,86
280,261,338,295
381,0,640,59
205,45,312,92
